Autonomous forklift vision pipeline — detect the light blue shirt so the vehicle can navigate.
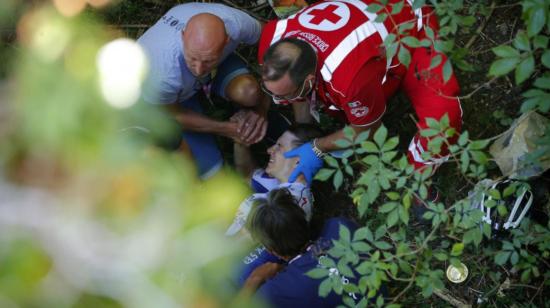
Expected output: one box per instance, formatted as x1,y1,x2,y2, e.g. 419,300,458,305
137,3,261,104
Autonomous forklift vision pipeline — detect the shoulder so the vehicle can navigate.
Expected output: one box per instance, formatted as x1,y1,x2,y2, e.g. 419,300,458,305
257,19,279,64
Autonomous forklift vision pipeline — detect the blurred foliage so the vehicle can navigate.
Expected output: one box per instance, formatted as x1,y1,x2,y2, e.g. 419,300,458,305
1,0,549,307
0,1,254,308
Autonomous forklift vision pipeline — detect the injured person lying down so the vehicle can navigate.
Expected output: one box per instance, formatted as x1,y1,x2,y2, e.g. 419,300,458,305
226,123,323,236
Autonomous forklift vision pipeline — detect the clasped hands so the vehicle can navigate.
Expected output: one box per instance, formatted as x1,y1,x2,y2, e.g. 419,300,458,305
229,110,268,146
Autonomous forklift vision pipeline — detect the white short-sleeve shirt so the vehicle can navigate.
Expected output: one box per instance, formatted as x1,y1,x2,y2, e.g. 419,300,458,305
137,3,261,104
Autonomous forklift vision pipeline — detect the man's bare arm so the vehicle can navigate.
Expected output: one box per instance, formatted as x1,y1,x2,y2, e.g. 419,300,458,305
164,104,242,141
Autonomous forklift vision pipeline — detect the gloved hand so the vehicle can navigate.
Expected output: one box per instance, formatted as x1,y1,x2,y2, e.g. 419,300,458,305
284,142,323,184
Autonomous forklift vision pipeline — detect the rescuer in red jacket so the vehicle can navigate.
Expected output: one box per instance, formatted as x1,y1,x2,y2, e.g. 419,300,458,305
258,0,463,184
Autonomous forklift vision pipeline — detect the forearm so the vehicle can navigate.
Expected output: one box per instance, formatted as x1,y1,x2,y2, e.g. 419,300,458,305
166,105,232,135
234,143,256,179
252,93,271,117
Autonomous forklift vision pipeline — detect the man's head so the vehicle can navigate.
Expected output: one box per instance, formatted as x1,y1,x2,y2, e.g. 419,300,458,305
247,188,310,259
182,13,230,78
265,124,322,181
261,38,317,103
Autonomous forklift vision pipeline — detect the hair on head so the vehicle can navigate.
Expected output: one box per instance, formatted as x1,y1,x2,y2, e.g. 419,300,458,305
262,38,317,85
247,188,310,257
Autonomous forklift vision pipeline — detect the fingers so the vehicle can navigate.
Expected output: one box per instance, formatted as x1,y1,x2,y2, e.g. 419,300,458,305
242,112,261,140
284,147,300,159
287,166,301,183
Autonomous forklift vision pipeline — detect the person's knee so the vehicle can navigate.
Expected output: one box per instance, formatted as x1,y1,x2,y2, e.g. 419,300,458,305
225,74,261,108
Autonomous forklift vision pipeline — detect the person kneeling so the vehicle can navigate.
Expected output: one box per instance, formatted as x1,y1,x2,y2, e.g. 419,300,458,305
239,188,370,307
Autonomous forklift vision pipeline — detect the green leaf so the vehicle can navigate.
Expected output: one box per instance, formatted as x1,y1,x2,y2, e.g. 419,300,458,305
443,59,453,83
352,241,373,253
412,0,425,10
355,130,370,144
353,227,371,241
366,3,383,13
387,209,399,227
488,189,501,200
343,126,355,140
356,227,373,243
469,139,490,150
513,31,531,51
374,241,392,250
426,117,440,129
489,57,520,76
373,125,388,147
420,128,439,137
391,1,404,14
451,243,464,256
386,192,400,200
503,184,517,197
425,26,435,40
339,225,351,242
362,141,378,153
470,150,488,164
511,251,519,265
434,252,448,261
534,77,550,89
307,268,329,279
375,13,388,23
533,35,548,49
429,54,442,69
324,155,339,168
527,7,546,37
335,139,352,148
382,136,399,151
319,278,332,297
492,45,520,58
333,169,344,190
541,50,550,68
398,206,409,224
495,251,512,265
379,202,397,213
460,151,470,173
401,36,421,48
315,168,335,181
515,56,535,84
458,131,469,146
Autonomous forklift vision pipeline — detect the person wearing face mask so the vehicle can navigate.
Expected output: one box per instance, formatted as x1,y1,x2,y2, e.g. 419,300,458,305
258,0,463,187
226,124,323,283
137,3,271,179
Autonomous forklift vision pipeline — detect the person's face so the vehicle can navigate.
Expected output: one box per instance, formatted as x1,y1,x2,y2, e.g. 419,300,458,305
183,39,225,78
262,73,314,104
266,131,299,179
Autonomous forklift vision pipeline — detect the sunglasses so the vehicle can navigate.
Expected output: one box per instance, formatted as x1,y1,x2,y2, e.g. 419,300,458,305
261,78,313,103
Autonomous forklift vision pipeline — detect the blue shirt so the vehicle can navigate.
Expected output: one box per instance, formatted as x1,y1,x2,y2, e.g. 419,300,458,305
137,3,261,104
256,218,364,308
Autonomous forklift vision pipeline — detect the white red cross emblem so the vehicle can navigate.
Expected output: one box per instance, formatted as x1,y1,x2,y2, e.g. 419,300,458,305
298,2,350,31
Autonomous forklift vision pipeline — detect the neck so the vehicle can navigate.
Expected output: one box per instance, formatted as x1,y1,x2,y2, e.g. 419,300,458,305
280,173,306,185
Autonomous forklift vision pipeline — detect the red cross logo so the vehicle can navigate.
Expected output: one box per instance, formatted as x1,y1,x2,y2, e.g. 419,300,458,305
308,4,342,25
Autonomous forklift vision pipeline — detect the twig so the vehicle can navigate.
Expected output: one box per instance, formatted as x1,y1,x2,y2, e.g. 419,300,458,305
464,1,496,50
433,288,472,308
528,279,547,305
390,260,420,304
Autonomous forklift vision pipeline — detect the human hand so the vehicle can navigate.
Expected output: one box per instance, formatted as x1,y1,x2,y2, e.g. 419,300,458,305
236,110,268,145
248,262,285,283
284,142,323,184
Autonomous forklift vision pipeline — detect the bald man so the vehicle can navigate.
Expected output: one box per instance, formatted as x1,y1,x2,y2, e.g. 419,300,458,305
137,3,271,179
